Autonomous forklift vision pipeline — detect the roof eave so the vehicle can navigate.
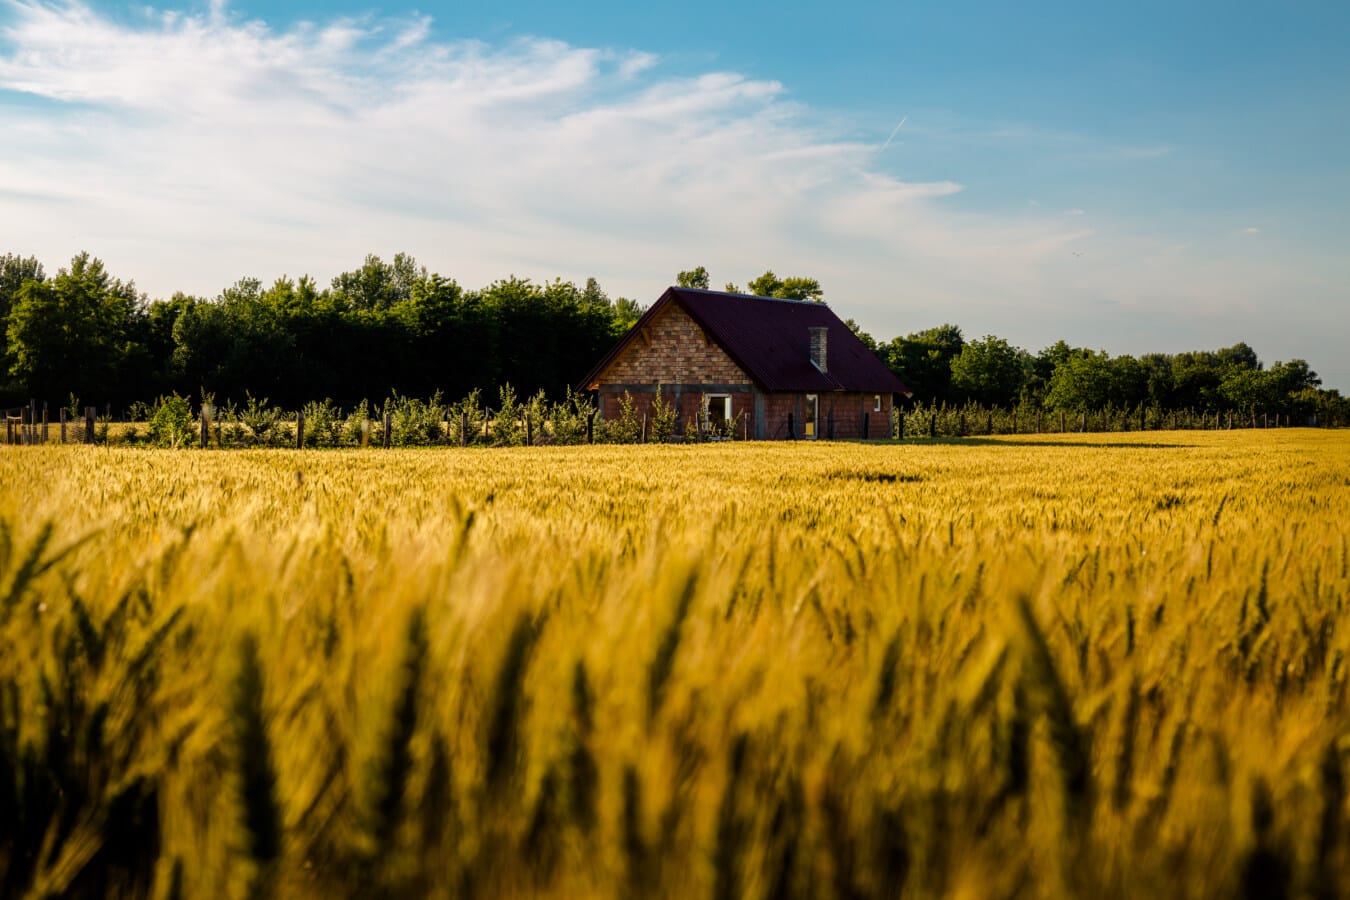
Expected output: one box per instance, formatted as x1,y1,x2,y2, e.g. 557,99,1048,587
575,287,680,391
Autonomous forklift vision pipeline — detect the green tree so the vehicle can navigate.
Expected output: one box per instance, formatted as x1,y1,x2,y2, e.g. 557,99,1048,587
6,253,141,401
746,271,824,302
1110,354,1148,408
612,297,643,334
881,324,965,404
0,253,45,387
1043,351,1117,410
676,266,710,290
1220,359,1319,414
950,336,1026,407
170,278,295,402
330,253,424,311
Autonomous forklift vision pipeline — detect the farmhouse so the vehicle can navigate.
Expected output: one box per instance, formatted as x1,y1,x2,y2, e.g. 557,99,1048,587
580,287,911,440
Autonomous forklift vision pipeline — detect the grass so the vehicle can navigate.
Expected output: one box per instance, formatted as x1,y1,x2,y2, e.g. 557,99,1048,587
0,430,1347,898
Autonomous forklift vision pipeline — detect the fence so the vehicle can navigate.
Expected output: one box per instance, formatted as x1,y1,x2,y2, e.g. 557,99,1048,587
2,395,1340,449
890,402,1326,440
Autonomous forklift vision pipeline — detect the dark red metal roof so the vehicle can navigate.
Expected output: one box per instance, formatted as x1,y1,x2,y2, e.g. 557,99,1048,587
581,287,911,395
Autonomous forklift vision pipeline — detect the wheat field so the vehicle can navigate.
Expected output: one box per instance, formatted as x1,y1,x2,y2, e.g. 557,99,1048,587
1,431,1348,899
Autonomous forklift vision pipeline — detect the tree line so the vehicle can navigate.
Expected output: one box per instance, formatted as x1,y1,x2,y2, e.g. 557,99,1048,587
2,252,1345,423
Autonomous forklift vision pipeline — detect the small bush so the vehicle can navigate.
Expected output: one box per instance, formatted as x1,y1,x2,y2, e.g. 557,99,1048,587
148,393,194,449
240,393,284,446
301,399,344,448
386,392,447,447
600,392,641,444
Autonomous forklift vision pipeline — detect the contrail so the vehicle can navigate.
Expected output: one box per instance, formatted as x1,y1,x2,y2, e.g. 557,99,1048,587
878,116,907,153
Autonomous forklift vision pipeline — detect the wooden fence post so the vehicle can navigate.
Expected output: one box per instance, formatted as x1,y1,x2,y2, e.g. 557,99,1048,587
85,407,95,444
639,414,646,444
60,408,67,444
586,412,595,444
41,403,48,444
383,412,392,448
787,412,795,440
1059,411,1066,433
863,412,870,440
1263,412,1269,429
296,408,305,449
897,412,904,440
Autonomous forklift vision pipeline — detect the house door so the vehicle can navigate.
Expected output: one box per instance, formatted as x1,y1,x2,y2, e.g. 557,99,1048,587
803,394,818,439
705,394,731,437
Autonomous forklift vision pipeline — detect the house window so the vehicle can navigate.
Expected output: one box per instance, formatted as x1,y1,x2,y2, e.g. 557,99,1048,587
803,394,818,438
704,394,731,433
873,395,882,412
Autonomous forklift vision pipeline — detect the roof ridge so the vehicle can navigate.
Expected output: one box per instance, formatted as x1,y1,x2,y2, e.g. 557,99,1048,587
669,287,830,307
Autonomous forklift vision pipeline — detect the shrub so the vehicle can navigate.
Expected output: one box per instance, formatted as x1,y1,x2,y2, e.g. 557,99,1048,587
492,384,525,447
301,399,344,448
650,388,678,443
386,392,447,447
343,400,373,447
148,393,194,449
600,392,641,444
549,387,594,445
240,393,283,446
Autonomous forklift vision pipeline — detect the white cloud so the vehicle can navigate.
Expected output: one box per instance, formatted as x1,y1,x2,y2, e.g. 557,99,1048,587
1243,226,1261,234
0,0,1081,301
0,2,1346,390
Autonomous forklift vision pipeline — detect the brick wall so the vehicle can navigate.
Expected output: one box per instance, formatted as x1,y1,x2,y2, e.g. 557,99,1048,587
601,391,895,440
599,389,754,439
761,392,894,440
595,303,751,386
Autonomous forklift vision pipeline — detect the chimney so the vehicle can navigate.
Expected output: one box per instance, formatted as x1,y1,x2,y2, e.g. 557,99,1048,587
809,326,828,373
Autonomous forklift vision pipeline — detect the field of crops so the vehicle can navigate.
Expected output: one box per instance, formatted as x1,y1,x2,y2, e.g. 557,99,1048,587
2,431,1348,898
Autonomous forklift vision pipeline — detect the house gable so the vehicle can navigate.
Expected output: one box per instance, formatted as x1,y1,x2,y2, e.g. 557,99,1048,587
588,302,752,388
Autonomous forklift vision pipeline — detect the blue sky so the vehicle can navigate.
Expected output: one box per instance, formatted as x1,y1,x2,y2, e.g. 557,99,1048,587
2,0,1348,388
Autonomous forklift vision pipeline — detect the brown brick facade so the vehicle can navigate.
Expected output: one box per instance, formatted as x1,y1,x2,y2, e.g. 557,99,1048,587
594,303,751,387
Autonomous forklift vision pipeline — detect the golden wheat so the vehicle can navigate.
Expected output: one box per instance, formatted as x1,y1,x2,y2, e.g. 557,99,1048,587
0,430,1347,898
